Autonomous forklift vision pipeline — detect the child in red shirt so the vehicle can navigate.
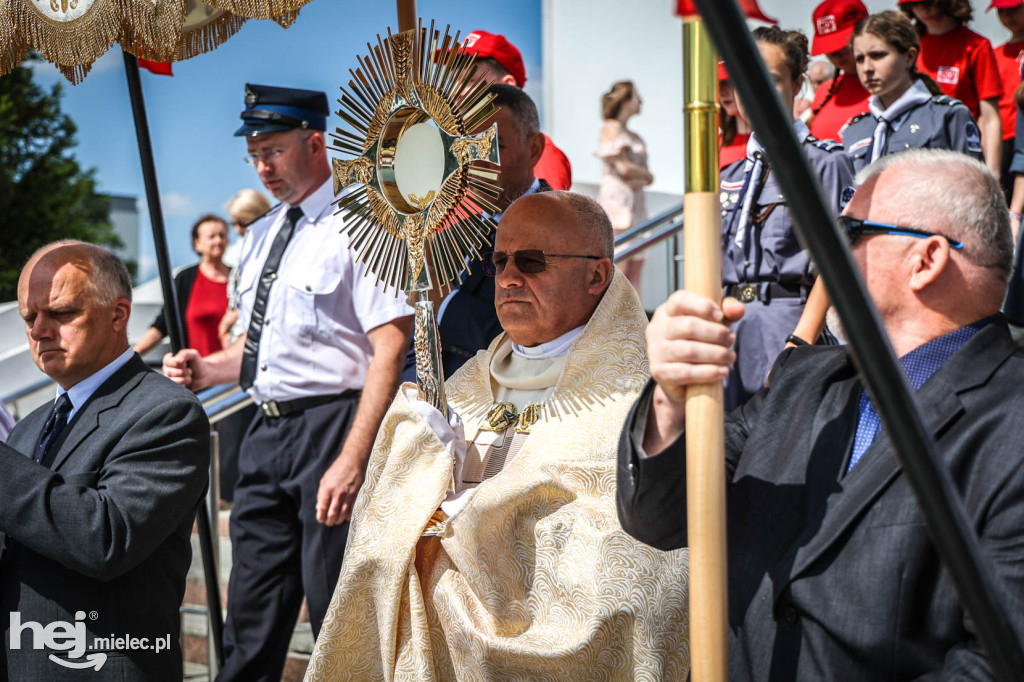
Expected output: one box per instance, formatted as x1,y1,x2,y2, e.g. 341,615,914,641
900,0,1004,177
993,0,1024,191
807,0,871,141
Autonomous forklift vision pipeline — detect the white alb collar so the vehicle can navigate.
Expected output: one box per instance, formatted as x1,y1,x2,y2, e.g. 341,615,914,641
511,324,586,360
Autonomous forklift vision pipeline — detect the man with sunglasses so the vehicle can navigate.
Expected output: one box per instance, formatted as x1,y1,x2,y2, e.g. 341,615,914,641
618,149,1024,679
163,84,413,681
307,191,690,680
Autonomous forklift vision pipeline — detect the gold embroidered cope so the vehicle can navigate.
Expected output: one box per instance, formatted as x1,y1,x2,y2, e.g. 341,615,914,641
305,274,690,681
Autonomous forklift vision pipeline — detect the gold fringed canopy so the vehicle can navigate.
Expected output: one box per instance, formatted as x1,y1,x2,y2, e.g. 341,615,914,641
1,0,307,84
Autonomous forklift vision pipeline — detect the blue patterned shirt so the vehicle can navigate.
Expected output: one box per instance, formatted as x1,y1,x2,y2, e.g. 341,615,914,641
847,316,996,471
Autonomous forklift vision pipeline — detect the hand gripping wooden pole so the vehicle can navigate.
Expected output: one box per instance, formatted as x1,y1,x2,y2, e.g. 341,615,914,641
682,17,729,682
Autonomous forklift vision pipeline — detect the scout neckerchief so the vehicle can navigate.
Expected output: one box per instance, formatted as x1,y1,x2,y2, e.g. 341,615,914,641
867,79,932,164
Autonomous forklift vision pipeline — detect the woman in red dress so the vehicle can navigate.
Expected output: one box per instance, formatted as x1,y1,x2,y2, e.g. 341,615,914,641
134,214,231,357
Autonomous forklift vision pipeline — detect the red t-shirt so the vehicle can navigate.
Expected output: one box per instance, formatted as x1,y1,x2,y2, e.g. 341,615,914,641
720,132,750,169
994,39,1024,140
186,268,228,358
917,24,1003,120
534,133,572,190
808,71,870,142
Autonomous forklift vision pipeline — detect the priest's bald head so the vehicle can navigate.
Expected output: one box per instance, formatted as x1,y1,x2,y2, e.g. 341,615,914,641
491,192,614,347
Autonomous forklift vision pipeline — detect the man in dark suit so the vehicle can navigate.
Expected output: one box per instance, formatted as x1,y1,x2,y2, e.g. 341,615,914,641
618,149,1024,679
1,241,209,680
402,83,550,382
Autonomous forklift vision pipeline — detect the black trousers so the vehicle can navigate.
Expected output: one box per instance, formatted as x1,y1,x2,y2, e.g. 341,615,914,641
216,395,357,682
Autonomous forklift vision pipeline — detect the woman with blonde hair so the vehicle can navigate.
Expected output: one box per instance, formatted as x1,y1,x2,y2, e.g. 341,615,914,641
220,188,272,346
596,80,653,294
223,188,272,268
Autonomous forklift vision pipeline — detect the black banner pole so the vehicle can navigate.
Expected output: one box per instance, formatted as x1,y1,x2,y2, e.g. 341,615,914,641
122,50,226,669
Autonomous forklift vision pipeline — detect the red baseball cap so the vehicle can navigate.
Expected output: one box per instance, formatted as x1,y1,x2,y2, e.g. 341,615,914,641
718,60,729,82
988,0,1024,9
811,0,869,56
460,30,527,87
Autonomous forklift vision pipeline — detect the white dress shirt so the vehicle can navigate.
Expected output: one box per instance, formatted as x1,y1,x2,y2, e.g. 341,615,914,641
237,180,413,403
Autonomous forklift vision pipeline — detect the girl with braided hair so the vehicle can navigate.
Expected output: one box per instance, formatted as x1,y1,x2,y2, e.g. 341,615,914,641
807,0,871,141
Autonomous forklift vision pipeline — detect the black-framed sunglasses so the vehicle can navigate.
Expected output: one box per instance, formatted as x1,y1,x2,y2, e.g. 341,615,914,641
837,216,964,250
482,249,604,277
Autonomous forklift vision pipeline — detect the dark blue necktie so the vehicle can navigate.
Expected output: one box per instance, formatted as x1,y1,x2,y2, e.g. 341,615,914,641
240,206,304,390
34,393,72,466
848,390,881,472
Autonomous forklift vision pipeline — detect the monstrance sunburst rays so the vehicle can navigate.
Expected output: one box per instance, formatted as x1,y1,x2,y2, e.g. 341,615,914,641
330,22,503,413
330,22,502,295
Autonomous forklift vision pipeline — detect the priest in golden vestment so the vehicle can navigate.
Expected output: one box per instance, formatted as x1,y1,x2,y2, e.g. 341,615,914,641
305,192,689,681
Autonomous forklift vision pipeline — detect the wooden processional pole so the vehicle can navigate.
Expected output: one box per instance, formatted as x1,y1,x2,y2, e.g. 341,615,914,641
682,16,729,681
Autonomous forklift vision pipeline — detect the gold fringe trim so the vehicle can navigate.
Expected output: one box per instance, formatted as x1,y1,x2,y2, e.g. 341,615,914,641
11,0,187,84
203,0,308,21
1,0,307,83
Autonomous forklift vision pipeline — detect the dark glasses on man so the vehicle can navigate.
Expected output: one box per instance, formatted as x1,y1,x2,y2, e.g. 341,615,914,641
482,250,604,276
837,216,964,250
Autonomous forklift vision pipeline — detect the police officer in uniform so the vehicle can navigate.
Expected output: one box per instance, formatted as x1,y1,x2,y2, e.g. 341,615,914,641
164,84,413,681
722,26,856,411
840,11,984,172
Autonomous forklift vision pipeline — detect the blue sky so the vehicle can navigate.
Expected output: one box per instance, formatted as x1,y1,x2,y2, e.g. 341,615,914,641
26,0,542,281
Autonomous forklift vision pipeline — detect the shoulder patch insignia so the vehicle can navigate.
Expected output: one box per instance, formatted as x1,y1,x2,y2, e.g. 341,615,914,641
931,94,962,107
966,121,982,153
806,135,844,152
840,186,856,208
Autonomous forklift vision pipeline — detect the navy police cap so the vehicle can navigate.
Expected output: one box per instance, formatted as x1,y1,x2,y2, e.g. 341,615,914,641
234,83,329,137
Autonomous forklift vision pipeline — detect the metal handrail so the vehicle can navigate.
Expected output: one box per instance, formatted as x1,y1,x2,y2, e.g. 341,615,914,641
198,383,254,425
2,376,54,405
613,202,686,295
615,211,686,264
613,203,685,249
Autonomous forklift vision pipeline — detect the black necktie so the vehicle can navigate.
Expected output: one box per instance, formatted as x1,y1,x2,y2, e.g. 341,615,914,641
34,393,72,466
240,206,304,390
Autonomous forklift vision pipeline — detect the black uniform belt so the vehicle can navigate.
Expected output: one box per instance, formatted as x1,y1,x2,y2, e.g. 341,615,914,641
259,390,361,418
725,281,805,304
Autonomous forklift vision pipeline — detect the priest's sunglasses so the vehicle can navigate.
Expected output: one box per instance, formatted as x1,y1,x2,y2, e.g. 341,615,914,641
482,250,604,276
837,216,964,250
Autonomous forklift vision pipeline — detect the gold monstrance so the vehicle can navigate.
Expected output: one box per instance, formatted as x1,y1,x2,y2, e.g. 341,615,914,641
331,23,502,416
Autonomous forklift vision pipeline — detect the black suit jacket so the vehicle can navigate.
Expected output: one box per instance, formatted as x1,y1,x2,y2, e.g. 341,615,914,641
618,321,1024,680
0,354,209,681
